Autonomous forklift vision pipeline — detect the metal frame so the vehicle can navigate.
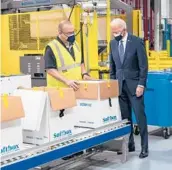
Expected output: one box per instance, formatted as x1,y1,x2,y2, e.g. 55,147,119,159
154,0,162,51
111,0,133,33
2,0,74,10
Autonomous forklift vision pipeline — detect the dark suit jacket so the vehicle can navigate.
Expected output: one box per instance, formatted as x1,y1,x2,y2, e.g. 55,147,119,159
110,33,148,95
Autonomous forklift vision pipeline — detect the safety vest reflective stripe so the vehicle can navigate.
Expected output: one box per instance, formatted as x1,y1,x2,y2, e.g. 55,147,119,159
52,40,65,68
58,63,81,72
51,40,80,69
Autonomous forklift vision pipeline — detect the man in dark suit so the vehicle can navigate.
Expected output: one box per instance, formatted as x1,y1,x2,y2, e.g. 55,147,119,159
109,18,149,158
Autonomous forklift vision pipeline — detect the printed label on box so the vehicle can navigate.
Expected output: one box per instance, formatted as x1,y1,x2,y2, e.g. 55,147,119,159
1,144,20,155
103,116,117,123
53,129,72,139
79,103,92,107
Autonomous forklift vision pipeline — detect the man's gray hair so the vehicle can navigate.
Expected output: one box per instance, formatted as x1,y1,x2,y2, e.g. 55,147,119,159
110,18,127,29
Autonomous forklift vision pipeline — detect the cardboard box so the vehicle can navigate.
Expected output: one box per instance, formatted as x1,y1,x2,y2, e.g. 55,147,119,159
10,75,32,93
74,80,121,128
0,76,11,95
75,80,119,100
0,96,25,156
14,87,77,145
74,98,122,129
0,75,31,95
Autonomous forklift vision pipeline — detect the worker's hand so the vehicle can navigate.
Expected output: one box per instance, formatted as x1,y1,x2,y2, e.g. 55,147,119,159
66,80,79,91
136,86,144,97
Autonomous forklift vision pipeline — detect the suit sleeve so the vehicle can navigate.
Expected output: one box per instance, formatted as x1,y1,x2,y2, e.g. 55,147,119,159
137,39,148,87
109,42,116,79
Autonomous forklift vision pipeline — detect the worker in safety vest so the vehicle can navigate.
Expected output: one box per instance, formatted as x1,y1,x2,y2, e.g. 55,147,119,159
44,20,92,90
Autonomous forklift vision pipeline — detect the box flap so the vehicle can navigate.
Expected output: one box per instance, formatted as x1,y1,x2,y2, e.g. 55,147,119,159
75,80,119,100
75,81,99,99
13,89,47,131
18,87,77,111
10,75,32,92
45,87,77,111
99,80,119,99
1,96,25,123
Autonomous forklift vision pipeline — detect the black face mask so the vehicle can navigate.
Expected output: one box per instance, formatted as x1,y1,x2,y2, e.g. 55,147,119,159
114,34,123,41
67,34,75,43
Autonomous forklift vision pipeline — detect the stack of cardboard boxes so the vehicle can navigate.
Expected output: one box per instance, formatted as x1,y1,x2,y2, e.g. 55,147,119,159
0,75,31,156
1,96,25,156
1,79,121,155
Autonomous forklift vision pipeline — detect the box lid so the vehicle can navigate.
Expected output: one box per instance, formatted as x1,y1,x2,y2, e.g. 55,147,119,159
75,80,119,100
25,87,77,111
1,96,25,123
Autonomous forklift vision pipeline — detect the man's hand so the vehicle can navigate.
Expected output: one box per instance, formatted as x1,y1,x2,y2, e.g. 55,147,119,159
66,80,79,91
136,86,144,97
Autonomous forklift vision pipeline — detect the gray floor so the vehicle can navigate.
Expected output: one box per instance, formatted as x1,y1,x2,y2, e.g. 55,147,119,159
64,134,172,170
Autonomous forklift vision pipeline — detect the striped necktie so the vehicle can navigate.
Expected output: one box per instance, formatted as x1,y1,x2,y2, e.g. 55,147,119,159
119,40,124,63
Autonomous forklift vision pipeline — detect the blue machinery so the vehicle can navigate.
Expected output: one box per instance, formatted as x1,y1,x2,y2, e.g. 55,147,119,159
133,71,172,139
1,120,131,170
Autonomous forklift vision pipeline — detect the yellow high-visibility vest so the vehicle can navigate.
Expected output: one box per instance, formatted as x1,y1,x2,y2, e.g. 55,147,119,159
45,39,82,88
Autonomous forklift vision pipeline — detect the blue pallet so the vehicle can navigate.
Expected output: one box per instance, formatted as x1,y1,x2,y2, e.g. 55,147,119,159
133,72,172,127
1,125,131,170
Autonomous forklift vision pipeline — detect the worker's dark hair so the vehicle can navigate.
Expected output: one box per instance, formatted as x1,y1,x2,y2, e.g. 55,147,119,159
58,20,73,34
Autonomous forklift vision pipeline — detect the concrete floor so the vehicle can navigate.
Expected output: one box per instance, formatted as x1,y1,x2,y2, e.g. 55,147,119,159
64,134,172,170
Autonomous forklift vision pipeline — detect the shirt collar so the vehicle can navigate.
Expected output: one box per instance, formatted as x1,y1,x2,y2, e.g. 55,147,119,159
122,32,128,42
57,36,66,46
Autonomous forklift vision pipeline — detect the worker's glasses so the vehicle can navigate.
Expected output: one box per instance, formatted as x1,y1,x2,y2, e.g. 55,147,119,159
62,31,76,37
62,29,78,37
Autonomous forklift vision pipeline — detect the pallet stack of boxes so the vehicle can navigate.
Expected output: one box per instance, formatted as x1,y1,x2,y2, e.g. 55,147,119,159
1,75,31,156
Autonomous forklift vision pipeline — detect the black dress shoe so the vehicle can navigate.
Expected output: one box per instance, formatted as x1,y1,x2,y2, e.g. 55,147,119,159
139,148,149,159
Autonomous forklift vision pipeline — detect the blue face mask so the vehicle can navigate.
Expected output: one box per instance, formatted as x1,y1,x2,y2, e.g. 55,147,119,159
67,34,75,43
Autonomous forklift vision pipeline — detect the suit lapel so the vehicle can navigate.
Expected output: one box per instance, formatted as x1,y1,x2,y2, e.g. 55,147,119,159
111,40,121,67
122,34,132,65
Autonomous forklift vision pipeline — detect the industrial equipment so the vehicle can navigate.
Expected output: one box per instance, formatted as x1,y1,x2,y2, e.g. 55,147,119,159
1,0,137,79
133,71,172,139
20,55,46,87
1,0,172,78
1,120,131,170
